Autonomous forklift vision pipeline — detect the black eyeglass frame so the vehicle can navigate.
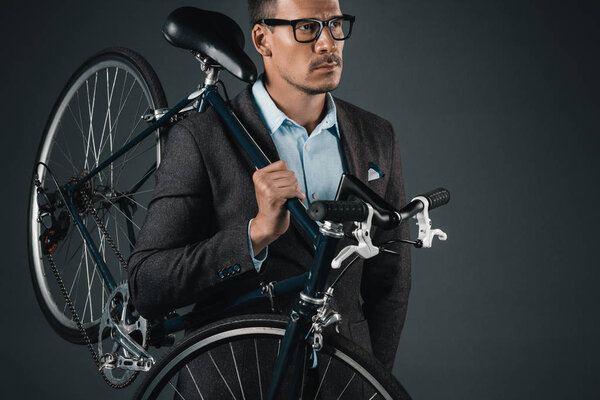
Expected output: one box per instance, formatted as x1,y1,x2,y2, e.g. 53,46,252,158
255,14,356,43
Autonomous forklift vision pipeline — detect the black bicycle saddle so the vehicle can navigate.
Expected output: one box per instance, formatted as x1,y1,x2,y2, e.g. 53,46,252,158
163,7,257,83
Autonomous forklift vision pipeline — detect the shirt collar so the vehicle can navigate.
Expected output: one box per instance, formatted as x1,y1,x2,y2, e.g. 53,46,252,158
251,75,339,137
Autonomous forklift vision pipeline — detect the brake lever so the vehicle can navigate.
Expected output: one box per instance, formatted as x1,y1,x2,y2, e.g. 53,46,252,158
330,204,379,269
411,195,447,248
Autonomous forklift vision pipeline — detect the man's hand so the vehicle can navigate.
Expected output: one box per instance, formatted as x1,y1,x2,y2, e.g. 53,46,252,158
250,160,305,255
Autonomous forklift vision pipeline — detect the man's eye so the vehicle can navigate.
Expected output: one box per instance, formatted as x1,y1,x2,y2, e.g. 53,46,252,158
331,20,341,28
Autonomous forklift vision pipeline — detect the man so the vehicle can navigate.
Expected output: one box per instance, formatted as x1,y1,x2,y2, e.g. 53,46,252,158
128,0,410,384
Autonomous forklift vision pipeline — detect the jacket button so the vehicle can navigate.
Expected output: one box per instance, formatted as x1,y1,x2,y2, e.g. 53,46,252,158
227,266,234,275
218,269,225,279
233,264,240,272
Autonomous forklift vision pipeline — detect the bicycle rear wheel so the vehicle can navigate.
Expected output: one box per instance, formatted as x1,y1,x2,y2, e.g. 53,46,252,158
28,47,167,344
134,314,410,400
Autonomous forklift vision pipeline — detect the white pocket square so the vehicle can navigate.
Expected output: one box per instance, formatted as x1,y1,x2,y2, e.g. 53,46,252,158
367,162,384,181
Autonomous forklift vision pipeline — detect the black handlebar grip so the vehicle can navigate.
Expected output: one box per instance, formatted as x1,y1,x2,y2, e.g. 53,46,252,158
420,187,451,210
308,201,368,222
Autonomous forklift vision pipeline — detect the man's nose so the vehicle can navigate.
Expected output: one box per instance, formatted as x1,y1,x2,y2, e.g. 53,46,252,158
314,25,336,53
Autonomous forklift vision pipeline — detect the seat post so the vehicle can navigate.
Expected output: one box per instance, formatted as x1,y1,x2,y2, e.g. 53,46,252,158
195,53,221,86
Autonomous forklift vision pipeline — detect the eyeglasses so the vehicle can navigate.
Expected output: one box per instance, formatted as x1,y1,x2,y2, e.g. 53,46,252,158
256,14,355,43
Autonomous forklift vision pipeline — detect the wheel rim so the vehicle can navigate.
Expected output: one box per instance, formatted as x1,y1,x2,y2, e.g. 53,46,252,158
30,57,160,335
141,327,396,400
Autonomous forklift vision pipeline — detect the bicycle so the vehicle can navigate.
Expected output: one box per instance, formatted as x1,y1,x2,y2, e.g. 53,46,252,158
28,7,449,399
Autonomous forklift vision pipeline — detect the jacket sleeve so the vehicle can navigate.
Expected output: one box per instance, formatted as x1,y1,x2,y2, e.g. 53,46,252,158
127,122,258,318
361,123,411,371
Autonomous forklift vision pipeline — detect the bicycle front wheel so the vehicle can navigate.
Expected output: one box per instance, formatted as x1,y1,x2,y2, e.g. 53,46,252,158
135,314,410,400
28,47,167,344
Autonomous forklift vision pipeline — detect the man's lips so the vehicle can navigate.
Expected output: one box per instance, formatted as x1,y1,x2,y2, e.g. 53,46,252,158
314,62,339,70
310,55,342,71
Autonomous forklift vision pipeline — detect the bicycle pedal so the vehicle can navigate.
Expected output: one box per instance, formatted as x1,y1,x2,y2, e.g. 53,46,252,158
117,356,154,372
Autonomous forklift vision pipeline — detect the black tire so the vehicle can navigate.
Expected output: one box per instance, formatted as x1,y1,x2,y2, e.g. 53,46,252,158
134,314,411,400
28,47,168,344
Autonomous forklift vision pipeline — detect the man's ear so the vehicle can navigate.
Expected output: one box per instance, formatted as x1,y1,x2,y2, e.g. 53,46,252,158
252,24,272,57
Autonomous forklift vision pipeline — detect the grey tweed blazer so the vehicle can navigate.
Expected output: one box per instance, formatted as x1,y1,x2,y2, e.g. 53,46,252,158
127,86,411,370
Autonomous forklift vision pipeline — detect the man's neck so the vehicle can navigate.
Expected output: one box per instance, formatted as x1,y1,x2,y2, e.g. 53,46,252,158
263,75,327,135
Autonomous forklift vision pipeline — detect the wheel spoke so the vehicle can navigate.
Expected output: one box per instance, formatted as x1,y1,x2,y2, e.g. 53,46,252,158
108,77,137,136
112,203,122,283
336,372,356,399
103,188,154,202
101,201,141,237
85,74,100,169
97,187,150,213
98,69,127,158
96,67,119,166
230,342,246,400
67,104,83,138
313,355,333,399
107,89,144,157
56,121,81,174
81,244,92,321
113,216,137,251
84,80,93,169
75,89,89,162
76,90,85,150
113,144,156,189
94,200,136,253
91,72,101,168
185,364,205,400
208,351,238,400
167,380,187,400
64,244,86,314
255,339,264,400
48,157,76,176
61,224,77,272
69,95,93,167
126,92,146,141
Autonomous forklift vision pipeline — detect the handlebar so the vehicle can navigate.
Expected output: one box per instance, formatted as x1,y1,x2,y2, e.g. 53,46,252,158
308,187,450,228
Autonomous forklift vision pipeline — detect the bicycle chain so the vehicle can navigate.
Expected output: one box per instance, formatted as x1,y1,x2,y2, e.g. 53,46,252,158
35,177,142,389
80,190,128,271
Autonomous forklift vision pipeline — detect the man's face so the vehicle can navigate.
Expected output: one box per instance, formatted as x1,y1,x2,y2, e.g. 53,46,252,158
265,0,345,95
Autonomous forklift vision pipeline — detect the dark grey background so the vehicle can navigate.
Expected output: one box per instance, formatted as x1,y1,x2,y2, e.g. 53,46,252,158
1,0,598,398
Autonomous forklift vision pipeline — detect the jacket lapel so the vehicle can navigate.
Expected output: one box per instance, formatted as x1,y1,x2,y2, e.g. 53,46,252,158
335,98,372,185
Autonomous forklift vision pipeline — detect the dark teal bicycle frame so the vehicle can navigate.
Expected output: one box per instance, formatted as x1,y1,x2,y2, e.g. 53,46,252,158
65,83,344,399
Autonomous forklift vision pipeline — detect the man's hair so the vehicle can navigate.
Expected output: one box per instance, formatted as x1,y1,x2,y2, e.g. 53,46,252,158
248,0,278,25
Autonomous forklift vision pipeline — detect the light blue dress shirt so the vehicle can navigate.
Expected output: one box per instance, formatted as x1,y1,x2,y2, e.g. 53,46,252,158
248,76,345,272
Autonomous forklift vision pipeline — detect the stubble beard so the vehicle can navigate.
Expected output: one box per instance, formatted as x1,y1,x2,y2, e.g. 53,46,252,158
285,75,341,95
